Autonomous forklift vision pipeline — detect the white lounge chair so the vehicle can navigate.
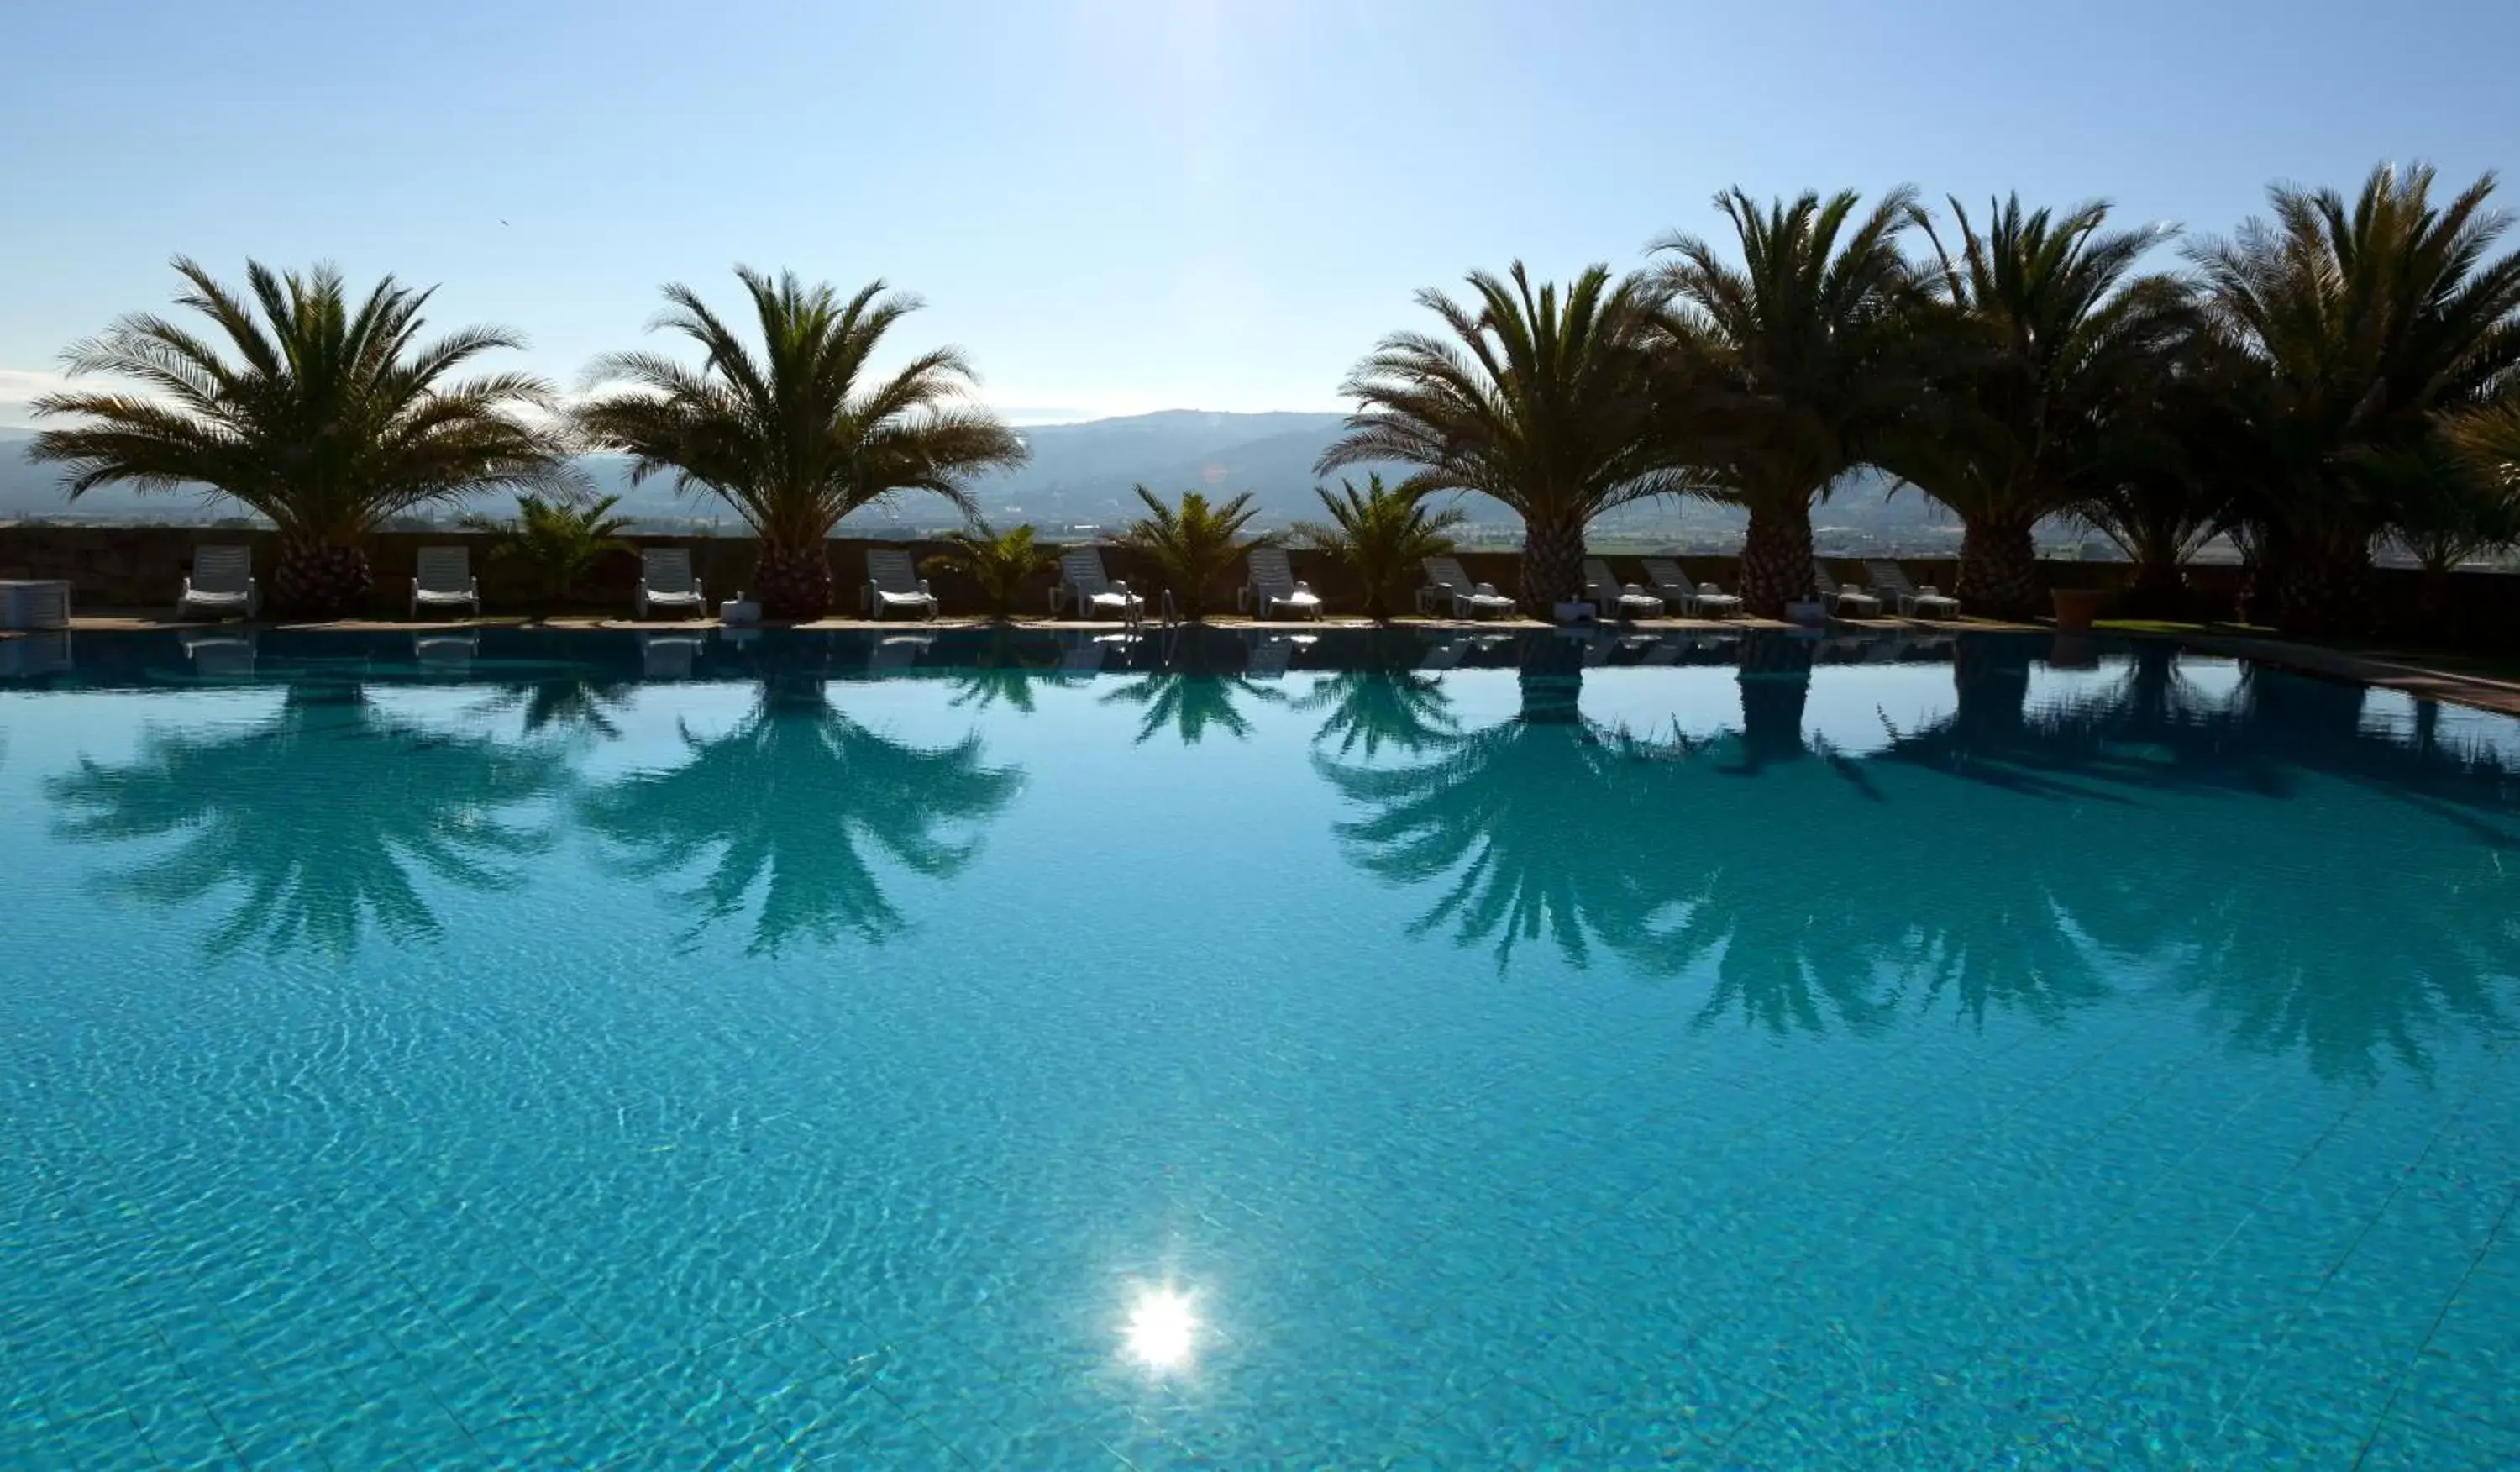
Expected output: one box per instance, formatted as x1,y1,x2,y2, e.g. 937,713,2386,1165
863,547,939,621
1055,548,1145,624
637,548,707,620
1814,560,1882,618
1416,558,1515,619
1582,559,1665,620
1242,546,1324,620
177,545,259,621
1863,560,1961,620
410,546,480,619
1642,559,1743,618
641,631,706,678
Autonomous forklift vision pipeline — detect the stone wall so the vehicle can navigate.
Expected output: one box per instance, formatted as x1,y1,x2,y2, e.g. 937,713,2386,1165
0,523,2512,644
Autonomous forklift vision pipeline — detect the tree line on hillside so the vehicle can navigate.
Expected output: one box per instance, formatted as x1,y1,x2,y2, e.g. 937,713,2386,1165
24,161,2520,632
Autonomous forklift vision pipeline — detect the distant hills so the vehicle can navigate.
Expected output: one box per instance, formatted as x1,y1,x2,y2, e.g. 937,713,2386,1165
0,412,1967,548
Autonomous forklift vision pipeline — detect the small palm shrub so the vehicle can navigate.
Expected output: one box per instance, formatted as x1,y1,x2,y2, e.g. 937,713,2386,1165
1120,485,1265,620
468,493,634,607
1294,474,1467,620
922,519,1058,619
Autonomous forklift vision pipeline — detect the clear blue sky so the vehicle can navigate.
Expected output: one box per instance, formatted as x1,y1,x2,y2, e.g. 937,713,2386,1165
3,0,2514,426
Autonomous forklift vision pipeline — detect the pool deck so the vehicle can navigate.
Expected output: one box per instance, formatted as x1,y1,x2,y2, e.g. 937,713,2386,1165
20,613,2520,718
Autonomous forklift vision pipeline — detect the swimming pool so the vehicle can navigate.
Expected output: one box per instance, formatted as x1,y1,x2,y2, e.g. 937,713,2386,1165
3,627,2514,1469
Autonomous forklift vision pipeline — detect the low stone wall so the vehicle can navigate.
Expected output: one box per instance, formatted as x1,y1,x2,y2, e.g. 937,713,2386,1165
0,523,2511,644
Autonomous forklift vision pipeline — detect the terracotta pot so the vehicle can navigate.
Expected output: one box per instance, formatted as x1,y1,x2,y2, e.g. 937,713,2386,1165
2050,587,2104,632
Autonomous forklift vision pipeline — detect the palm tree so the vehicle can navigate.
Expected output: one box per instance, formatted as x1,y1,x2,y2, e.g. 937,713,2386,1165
2188,164,2520,634
2069,331,2243,619
1318,263,1688,609
1650,189,1936,615
1885,196,2193,618
29,259,570,618
1293,474,1467,620
580,676,1024,952
575,270,1027,621
46,681,561,958
467,492,634,607
1119,486,1267,619
2376,423,2520,620
921,519,1058,620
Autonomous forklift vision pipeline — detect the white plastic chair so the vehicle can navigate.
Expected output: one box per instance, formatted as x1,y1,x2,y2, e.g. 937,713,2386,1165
1864,560,1961,620
1056,548,1145,624
638,548,707,619
178,545,259,620
411,546,480,618
1814,560,1882,618
1241,547,1324,620
863,548,939,621
1641,559,1742,618
1582,559,1665,620
1416,557,1515,618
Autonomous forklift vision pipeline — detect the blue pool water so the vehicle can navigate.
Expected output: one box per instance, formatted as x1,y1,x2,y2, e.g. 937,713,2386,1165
2,626,2515,1469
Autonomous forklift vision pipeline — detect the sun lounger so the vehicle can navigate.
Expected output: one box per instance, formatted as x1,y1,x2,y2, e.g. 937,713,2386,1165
1242,547,1324,620
177,545,259,620
1583,559,1666,620
637,548,707,619
1814,560,1882,618
863,547,940,621
1642,559,1743,618
1057,548,1146,624
1417,557,1516,618
1863,560,1961,620
411,546,480,619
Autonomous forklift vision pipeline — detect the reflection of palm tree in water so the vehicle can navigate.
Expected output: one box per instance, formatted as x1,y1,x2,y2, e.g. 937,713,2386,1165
580,676,1023,953
1299,669,1459,758
1101,665,1289,744
1326,633,2519,1073
475,676,638,742
940,628,1069,716
1887,643,2520,1081
46,681,561,959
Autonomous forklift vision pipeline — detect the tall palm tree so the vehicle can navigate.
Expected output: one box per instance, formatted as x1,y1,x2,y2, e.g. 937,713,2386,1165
2069,329,2244,618
1317,263,1689,608
2188,164,2520,634
1885,196,2193,618
575,269,1027,620
30,259,570,618
1650,189,1936,615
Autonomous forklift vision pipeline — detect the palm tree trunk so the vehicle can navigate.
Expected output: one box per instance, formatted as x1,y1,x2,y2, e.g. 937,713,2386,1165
1520,512,1585,611
1734,633,1813,770
2122,553,2187,620
1956,517,2041,621
756,540,832,622
2263,535,2372,638
1738,503,1814,618
273,539,372,620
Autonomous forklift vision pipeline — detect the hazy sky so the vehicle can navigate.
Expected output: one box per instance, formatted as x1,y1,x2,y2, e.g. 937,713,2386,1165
3,0,2515,426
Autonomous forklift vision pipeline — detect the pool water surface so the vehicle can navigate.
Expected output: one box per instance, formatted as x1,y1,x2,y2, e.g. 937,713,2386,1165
2,627,2515,1469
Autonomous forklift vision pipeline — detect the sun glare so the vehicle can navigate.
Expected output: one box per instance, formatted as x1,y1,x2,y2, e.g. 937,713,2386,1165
1122,1285,1199,1371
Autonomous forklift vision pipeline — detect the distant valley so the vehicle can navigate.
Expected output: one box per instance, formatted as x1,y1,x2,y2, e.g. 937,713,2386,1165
0,410,1972,550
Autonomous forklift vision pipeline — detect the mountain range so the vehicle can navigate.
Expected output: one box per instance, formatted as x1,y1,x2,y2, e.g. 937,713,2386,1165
0,411,1959,544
